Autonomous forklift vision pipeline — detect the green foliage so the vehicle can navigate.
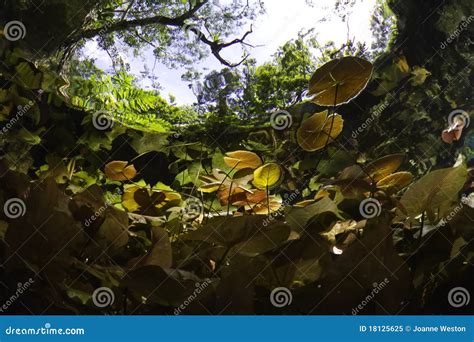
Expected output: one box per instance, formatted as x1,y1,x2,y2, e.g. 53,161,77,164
68,70,198,131
1,1,473,315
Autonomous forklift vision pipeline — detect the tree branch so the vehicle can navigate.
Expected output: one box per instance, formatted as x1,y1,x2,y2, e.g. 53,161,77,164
191,24,254,67
69,0,254,67
78,0,207,40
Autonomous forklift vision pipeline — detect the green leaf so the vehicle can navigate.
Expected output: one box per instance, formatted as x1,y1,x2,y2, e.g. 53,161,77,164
128,226,172,269
252,163,281,189
285,196,343,233
398,164,467,222
184,216,290,255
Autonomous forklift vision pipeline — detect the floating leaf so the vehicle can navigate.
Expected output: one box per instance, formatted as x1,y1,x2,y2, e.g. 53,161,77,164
184,216,290,256
253,163,281,189
376,171,413,192
297,110,343,152
122,185,180,215
96,206,129,254
320,219,358,245
308,56,373,106
285,196,343,233
104,161,137,181
233,191,282,215
198,168,253,205
127,226,172,269
223,150,262,170
233,221,290,256
293,199,316,207
333,178,372,198
398,164,467,222
365,154,405,182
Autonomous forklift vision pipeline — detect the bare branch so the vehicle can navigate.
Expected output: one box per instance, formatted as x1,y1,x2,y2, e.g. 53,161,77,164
191,25,254,67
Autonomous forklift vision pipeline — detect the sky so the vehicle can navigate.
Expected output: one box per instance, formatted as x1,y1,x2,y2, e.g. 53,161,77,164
83,0,377,104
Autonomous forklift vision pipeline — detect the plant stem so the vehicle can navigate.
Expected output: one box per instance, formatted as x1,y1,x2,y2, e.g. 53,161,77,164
266,184,270,217
418,212,425,247
314,83,339,172
227,182,233,216
214,246,231,275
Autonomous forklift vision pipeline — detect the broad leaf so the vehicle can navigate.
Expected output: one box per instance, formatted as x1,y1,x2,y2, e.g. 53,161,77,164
285,196,343,233
104,160,137,181
399,164,467,222
308,56,373,106
253,163,281,189
297,110,343,152
223,150,262,170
